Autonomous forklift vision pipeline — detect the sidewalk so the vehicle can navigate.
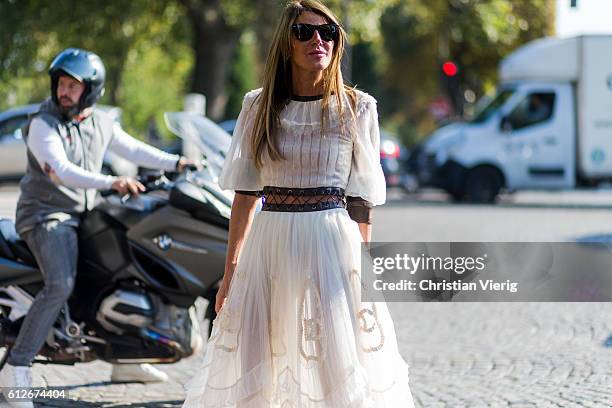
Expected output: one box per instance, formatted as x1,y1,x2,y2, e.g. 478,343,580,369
1,302,610,407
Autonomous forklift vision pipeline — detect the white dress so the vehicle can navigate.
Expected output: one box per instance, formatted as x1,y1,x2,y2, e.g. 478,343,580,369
183,89,415,408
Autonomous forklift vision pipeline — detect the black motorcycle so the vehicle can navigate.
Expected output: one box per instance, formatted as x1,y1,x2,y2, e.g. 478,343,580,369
0,112,234,367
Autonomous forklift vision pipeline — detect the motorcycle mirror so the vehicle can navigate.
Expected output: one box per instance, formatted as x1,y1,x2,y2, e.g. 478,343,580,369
163,112,231,179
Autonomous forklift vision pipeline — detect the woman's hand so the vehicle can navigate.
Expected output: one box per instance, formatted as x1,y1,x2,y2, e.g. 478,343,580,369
216,193,259,313
214,283,227,315
215,263,237,314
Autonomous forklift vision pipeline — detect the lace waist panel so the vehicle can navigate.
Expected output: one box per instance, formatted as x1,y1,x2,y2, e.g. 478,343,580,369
260,186,346,212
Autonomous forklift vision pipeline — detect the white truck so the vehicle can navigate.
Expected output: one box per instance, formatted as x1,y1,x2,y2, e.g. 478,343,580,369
416,35,612,202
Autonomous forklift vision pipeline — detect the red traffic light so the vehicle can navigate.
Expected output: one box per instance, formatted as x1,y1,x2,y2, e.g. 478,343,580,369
442,61,458,77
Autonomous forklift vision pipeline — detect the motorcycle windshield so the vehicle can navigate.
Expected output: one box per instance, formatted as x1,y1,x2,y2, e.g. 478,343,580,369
164,112,232,178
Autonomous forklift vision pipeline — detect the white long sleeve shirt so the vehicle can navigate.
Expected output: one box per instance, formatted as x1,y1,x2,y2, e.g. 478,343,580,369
27,117,180,190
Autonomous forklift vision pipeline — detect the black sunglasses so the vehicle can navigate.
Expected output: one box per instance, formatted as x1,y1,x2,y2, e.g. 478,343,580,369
291,23,339,42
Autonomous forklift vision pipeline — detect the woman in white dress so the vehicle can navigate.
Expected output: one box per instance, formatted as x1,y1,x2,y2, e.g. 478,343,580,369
183,1,415,406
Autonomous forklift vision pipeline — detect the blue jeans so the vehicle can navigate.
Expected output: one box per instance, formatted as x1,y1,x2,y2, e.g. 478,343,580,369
7,221,78,366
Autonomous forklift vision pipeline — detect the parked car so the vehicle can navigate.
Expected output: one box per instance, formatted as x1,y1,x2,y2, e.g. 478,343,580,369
0,104,37,180
380,130,418,192
0,103,138,181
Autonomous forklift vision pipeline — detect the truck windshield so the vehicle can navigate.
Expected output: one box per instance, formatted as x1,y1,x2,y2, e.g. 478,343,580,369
470,89,515,124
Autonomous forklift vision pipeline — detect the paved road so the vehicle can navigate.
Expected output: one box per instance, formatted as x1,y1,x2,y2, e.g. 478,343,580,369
0,185,611,407
376,188,612,242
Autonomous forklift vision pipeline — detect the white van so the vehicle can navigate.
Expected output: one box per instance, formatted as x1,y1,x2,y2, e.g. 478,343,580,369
417,35,612,202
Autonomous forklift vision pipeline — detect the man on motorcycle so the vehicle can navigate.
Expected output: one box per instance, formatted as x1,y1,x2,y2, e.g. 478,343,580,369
0,48,196,406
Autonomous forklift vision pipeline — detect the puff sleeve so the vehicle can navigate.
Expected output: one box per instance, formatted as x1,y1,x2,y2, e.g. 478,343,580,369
344,95,387,206
218,89,264,192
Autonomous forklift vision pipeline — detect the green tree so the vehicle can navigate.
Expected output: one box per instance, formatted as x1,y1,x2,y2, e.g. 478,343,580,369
224,31,258,120
0,0,191,137
0,0,556,144
177,0,258,121
377,0,555,145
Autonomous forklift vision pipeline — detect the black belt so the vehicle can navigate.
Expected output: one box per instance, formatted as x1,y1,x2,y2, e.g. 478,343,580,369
260,186,346,212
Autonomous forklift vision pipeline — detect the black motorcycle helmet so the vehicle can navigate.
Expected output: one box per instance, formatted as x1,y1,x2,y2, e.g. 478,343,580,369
49,48,106,113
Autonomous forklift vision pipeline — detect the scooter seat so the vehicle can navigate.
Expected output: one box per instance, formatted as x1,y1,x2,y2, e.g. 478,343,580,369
0,219,36,267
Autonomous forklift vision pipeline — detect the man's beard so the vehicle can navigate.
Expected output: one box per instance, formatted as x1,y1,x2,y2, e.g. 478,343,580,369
58,98,80,118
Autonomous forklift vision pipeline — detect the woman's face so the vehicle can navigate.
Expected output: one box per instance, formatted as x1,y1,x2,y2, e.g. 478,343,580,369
290,11,335,74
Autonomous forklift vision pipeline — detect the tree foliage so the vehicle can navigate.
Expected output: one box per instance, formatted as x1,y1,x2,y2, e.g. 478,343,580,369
376,0,555,144
0,0,555,145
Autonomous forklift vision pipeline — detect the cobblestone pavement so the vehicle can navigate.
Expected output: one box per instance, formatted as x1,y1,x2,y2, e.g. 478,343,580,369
0,187,610,406
5,302,610,407
396,302,612,408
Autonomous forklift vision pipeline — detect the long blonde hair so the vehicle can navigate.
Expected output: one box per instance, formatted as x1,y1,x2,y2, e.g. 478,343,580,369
250,0,357,169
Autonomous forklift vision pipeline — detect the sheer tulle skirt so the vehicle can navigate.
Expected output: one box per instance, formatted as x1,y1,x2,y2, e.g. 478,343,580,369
182,208,415,407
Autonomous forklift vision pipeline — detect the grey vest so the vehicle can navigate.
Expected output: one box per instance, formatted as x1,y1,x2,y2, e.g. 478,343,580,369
15,98,115,234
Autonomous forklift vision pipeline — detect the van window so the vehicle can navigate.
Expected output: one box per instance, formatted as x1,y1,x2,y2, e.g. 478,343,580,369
506,92,555,131
470,89,515,124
